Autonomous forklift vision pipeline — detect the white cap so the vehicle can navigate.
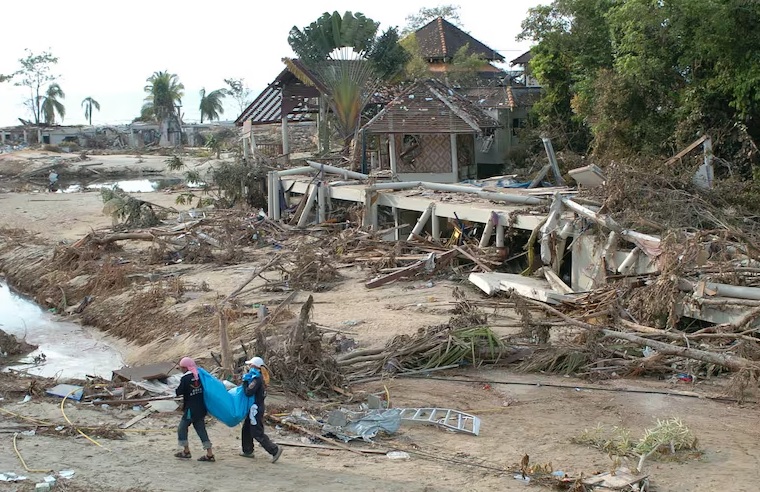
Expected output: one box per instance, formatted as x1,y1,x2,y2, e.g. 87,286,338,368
245,356,264,367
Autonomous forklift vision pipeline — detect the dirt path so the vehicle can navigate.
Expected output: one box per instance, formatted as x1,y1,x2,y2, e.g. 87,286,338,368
1,371,759,491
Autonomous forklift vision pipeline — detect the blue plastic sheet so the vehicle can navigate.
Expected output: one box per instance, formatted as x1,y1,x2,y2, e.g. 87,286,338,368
198,368,254,427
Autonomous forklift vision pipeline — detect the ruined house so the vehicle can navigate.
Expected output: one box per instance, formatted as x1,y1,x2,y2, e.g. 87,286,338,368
360,79,499,182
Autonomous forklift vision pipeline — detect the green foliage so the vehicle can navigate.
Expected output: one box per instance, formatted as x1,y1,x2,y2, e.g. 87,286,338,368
573,418,698,472
0,74,12,83
520,0,760,158
14,49,59,125
142,71,184,132
402,4,462,35
81,97,100,126
400,34,430,80
288,11,409,147
223,78,252,113
165,154,184,171
100,187,163,229
448,43,488,87
209,160,268,209
199,88,226,123
41,83,65,125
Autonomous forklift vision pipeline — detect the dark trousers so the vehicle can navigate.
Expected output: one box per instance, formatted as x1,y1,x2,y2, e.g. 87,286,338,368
241,405,278,456
178,415,212,449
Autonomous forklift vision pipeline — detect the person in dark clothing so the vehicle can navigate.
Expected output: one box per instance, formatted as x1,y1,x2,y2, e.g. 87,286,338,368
240,356,282,463
175,357,215,462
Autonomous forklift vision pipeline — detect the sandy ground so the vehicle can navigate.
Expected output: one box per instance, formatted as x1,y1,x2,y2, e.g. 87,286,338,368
1,372,759,492
2,152,760,491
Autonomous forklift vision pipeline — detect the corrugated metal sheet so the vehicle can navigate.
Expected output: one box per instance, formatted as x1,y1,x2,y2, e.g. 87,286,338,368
414,17,504,62
362,79,499,135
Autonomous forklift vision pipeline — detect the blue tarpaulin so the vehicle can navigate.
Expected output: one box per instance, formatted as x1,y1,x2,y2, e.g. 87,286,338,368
198,368,254,427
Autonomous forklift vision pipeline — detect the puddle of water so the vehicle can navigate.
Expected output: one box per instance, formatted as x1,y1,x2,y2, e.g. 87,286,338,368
0,283,124,379
63,177,184,194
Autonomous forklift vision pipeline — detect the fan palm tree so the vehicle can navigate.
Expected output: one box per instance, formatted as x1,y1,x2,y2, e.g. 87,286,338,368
199,88,226,123
40,83,66,125
81,97,100,126
143,71,184,145
288,12,408,151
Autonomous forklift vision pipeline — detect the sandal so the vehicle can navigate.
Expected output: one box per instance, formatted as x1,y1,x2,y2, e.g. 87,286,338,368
198,454,216,462
174,451,191,459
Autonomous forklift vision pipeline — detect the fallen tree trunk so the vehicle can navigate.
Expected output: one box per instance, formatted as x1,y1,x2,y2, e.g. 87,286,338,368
600,329,756,372
513,294,759,372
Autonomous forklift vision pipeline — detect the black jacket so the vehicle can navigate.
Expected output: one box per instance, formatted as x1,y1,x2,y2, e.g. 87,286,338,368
176,373,206,420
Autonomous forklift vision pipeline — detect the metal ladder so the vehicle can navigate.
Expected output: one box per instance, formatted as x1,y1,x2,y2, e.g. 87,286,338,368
399,408,481,436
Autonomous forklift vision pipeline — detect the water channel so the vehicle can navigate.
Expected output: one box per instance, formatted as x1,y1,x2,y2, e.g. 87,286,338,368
0,282,124,379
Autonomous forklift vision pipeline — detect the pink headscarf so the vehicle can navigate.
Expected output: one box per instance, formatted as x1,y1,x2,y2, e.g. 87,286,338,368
179,357,199,380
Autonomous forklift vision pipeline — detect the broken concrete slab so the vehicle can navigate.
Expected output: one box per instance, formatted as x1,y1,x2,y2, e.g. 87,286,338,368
469,272,574,304
568,164,606,188
467,272,505,296
46,384,84,401
112,361,176,382
146,399,178,413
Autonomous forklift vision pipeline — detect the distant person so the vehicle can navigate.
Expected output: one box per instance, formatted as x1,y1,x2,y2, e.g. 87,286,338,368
47,169,59,192
239,356,282,463
175,357,215,462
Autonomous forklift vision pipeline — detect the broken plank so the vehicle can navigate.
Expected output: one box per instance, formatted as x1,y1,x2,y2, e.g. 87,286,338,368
275,441,387,455
541,267,574,295
365,249,459,289
119,408,156,429
455,246,493,272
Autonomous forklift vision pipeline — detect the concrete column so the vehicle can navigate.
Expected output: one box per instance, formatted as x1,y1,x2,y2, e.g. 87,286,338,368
495,224,505,248
23,130,27,143
392,206,400,241
281,115,290,155
431,206,441,241
37,128,42,144
388,135,397,175
0,132,4,144
450,134,458,183
408,204,434,241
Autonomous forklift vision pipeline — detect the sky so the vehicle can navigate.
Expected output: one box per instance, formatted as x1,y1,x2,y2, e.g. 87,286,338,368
0,0,545,127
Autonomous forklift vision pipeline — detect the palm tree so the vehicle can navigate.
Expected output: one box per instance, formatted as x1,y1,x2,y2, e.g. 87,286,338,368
199,88,226,123
288,12,409,151
41,83,66,125
81,97,100,126
143,71,184,145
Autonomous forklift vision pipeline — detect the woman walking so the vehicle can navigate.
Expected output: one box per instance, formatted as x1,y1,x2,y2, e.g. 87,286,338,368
175,357,215,462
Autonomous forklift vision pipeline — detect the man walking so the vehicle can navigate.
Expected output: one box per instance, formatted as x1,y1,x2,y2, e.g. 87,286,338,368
240,356,282,463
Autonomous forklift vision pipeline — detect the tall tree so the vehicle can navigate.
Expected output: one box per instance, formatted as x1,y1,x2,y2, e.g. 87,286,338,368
402,4,462,35
288,11,409,150
199,88,226,123
520,0,760,157
142,71,184,145
41,83,66,125
14,49,59,125
81,97,100,126
223,78,252,114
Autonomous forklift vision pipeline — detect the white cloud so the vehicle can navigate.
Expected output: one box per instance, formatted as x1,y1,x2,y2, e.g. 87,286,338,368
0,0,541,127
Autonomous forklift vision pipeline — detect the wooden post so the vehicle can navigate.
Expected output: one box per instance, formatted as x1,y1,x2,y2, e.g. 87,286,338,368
389,135,397,175
450,134,459,182
218,306,233,377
